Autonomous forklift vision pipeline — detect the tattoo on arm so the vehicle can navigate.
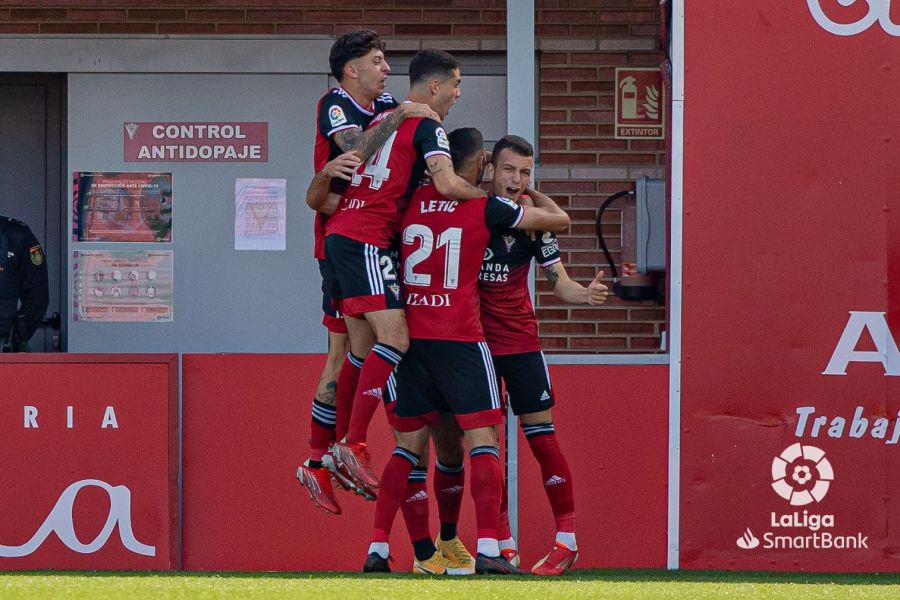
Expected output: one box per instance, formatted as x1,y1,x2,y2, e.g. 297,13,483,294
333,128,362,153
543,265,560,289
427,158,444,176
316,380,337,405
334,110,406,160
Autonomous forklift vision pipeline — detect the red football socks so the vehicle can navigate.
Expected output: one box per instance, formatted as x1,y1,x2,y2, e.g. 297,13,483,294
346,344,403,444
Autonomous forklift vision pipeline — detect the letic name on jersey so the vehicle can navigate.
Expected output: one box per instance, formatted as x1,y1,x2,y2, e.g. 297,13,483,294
420,200,458,213
342,198,366,210
479,262,510,282
406,292,452,307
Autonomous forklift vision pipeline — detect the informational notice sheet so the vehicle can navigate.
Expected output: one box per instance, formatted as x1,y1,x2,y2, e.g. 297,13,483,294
73,250,174,322
73,172,173,242
234,178,286,251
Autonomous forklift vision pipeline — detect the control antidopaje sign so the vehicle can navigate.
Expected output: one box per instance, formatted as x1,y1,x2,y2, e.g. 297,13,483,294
124,121,268,162
680,1,900,570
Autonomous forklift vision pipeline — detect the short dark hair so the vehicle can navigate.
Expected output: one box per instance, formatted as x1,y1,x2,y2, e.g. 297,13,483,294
492,135,534,164
448,127,484,171
329,30,386,82
409,49,460,87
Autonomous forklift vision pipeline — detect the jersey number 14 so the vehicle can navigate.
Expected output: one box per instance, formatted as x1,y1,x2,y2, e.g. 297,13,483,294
351,131,397,190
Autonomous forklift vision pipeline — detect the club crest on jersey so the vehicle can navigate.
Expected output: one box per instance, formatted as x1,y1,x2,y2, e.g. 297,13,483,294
435,127,450,150
329,105,348,128
388,282,401,300
503,235,516,252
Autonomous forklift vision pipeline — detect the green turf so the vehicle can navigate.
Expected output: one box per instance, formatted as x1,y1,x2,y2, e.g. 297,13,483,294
1,570,899,599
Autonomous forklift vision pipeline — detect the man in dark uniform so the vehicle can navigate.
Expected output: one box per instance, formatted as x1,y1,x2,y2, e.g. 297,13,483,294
0,216,49,352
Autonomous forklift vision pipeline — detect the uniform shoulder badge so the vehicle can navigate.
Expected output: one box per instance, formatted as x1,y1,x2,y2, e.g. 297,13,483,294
494,196,519,210
29,244,44,266
329,105,348,128
435,127,450,150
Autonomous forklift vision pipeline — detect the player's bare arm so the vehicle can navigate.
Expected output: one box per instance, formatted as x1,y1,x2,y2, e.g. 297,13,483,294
516,204,570,233
524,186,567,218
542,263,609,306
306,152,360,214
334,103,440,161
427,154,486,201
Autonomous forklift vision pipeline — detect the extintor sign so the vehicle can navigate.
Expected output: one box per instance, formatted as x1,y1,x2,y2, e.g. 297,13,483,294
614,68,665,140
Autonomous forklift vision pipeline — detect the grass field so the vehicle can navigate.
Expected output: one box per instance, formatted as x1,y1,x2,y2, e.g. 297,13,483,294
2,570,900,599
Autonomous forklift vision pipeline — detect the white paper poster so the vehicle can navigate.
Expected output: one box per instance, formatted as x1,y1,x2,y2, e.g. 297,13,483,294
235,178,286,251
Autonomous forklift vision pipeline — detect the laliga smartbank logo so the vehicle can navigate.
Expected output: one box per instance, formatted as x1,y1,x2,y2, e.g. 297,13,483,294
735,444,869,551
771,443,833,506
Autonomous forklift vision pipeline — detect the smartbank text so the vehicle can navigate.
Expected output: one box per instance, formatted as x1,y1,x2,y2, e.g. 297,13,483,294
761,512,868,550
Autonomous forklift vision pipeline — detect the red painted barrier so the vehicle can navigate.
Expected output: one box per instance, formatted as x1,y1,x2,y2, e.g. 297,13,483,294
516,365,668,569
182,354,668,571
681,1,900,571
0,354,178,570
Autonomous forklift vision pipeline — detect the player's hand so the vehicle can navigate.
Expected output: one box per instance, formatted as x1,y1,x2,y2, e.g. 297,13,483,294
401,102,442,123
323,152,361,181
587,270,609,305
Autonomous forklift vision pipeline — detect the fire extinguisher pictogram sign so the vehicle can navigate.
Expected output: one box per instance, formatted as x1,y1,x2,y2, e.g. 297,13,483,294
615,68,665,140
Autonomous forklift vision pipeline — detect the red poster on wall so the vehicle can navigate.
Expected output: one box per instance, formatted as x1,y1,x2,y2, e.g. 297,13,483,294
681,1,900,571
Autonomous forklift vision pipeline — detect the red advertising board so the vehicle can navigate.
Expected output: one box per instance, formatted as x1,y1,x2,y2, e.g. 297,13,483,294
681,1,900,570
0,355,178,570
123,121,268,162
182,355,668,571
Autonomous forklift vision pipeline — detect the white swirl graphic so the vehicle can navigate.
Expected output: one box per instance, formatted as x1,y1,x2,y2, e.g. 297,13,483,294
0,479,156,558
807,0,900,36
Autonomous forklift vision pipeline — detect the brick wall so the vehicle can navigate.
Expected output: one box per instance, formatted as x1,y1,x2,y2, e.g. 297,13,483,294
1,0,668,353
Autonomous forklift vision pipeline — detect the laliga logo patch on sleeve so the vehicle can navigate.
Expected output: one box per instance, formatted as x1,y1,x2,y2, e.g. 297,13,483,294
436,127,450,150
329,105,348,128
495,196,518,210
29,245,44,266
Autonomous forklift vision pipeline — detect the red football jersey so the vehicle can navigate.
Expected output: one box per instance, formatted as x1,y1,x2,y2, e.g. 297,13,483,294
401,184,523,341
312,87,396,259
479,224,562,355
326,111,450,249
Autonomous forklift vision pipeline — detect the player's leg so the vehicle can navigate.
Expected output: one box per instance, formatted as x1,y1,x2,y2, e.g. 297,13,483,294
366,346,468,575
325,237,404,491
344,307,408,446
504,350,578,576
366,426,429,572
296,260,350,514
334,308,407,490
433,340,520,575
492,377,519,566
520,407,578,575
429,414,473,571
